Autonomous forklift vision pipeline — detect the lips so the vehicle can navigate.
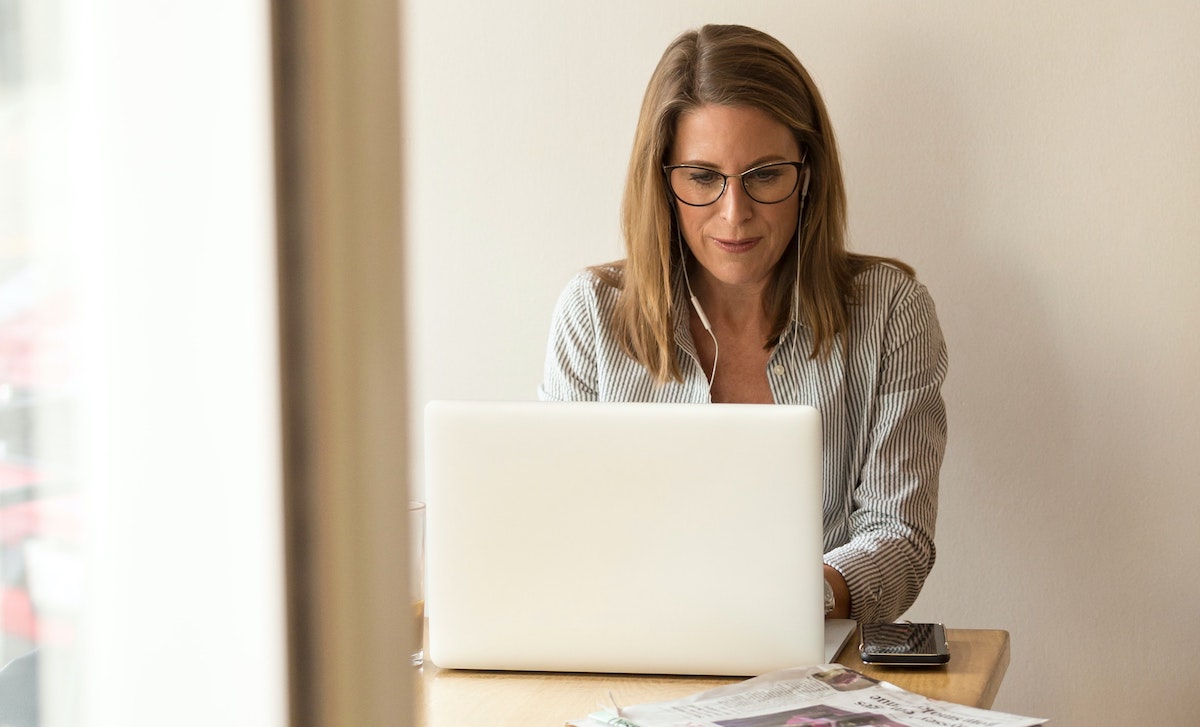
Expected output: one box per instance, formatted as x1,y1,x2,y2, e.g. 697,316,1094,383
712,237,761,253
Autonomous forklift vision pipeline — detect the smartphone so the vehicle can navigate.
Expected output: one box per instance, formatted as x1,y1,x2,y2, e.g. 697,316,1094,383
859,622,950,666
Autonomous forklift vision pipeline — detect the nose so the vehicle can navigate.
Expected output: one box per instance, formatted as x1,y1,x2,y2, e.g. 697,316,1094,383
718,177,754,223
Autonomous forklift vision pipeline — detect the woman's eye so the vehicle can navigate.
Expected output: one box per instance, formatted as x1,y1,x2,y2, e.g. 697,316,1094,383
688,171,720,185
749,169,783,183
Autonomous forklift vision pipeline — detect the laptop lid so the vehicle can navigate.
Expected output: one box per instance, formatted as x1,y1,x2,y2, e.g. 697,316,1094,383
424,400,836,676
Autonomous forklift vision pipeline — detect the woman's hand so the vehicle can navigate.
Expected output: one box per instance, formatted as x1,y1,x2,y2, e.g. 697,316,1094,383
823,564,851,619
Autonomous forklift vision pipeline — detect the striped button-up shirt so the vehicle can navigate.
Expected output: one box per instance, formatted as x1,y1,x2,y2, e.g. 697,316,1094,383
539,263,948,623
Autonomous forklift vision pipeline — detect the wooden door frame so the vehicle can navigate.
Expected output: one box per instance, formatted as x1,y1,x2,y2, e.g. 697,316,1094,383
272,1,412,724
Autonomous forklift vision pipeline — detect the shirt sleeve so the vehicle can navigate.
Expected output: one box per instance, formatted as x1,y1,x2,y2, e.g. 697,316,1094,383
823,280,948,623
538,272,601,402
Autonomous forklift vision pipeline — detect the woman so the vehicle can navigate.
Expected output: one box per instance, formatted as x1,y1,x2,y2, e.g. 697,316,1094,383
539,24,947,624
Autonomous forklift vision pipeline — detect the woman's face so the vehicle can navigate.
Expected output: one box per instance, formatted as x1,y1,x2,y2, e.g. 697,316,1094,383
668,104,802,295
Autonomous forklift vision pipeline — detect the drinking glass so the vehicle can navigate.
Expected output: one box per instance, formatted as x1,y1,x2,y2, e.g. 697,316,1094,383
409,501,426,667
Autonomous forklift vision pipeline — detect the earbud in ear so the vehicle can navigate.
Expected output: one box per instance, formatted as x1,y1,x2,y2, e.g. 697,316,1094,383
801,167,811,199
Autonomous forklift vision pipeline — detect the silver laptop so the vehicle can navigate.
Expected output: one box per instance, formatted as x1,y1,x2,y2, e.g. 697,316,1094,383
423,401,855,676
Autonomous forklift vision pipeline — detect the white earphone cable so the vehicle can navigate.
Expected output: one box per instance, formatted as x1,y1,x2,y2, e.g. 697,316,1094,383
675,159,809,398
678,231,719,393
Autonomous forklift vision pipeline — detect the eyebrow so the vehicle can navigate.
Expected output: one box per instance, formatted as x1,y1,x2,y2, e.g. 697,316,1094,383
672,155,793,170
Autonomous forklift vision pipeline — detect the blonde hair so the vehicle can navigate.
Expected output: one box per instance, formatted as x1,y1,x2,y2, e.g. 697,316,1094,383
595,24,912,383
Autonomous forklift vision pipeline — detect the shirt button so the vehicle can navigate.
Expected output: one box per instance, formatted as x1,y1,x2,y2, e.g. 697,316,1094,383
772,364,786,376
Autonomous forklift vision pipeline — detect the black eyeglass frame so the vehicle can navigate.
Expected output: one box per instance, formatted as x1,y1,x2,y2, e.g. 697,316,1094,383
662,160,806,207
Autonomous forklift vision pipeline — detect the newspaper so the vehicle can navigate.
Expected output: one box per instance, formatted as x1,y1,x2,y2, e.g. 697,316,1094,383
570,665,1046,727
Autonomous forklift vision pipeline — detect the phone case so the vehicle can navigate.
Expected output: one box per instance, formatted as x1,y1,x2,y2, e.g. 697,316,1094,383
858,622,950,666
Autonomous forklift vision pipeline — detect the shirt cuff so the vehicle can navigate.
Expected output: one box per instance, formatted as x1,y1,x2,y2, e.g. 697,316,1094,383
824,544,885,623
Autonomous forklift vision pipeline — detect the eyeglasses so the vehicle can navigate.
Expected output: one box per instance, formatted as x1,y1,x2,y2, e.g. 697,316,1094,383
663,161,805,207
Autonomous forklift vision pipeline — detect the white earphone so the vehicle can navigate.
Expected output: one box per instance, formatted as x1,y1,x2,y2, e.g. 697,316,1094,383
677,155,812,392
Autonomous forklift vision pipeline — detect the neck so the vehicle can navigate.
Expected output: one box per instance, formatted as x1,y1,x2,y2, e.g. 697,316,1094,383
688,269,771,332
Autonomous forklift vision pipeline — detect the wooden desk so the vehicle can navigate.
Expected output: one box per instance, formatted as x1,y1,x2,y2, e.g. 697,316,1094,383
415,628,1010,726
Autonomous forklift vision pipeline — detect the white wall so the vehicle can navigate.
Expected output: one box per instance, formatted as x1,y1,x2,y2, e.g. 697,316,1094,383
404,2,1200,721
